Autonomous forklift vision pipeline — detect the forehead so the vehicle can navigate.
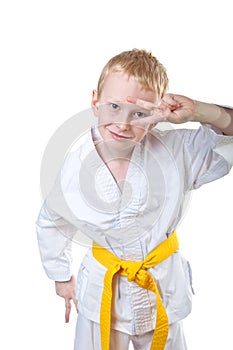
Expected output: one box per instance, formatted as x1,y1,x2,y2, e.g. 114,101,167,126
100,72,157,103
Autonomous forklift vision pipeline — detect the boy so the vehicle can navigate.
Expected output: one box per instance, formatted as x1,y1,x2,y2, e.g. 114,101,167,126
36,49,233,350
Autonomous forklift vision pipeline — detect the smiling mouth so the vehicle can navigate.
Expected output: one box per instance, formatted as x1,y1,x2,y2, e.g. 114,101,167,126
109,130,132,140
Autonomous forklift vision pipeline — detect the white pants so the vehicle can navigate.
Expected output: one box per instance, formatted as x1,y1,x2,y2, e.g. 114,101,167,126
74,313,187,350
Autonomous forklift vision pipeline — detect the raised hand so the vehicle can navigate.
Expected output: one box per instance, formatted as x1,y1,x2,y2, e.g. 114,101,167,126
127,94,195,128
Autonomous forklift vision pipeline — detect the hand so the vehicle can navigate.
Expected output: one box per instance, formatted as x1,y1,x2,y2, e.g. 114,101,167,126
55,275,78,323
127,94,195,128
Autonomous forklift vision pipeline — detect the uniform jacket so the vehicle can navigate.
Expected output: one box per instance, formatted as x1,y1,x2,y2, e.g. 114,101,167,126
36,123,233,335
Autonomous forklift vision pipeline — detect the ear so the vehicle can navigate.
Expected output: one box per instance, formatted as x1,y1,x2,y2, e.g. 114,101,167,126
91,89,99,117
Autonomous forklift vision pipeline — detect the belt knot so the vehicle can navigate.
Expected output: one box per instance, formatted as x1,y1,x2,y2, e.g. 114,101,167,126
122,261,144,282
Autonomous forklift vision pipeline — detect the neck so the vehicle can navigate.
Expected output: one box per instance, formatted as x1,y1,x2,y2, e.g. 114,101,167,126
95,140,135,164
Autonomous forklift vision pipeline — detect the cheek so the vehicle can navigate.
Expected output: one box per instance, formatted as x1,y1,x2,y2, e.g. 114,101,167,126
132,126,148,140
97,114,113,127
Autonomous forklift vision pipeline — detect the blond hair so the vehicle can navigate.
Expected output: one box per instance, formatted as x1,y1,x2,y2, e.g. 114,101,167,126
97,49,169,98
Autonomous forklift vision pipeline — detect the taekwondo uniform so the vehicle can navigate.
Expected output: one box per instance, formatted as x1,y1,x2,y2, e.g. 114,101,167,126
36,123,233,349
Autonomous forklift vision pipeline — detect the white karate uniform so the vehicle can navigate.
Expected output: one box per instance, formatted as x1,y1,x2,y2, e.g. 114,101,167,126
36,122,233,349
74,313,187,350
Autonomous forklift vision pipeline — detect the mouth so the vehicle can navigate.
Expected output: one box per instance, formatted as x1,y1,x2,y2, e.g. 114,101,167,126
108,130,132,140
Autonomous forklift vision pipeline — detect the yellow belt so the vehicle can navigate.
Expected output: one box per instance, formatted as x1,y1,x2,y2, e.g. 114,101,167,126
92,230,179,350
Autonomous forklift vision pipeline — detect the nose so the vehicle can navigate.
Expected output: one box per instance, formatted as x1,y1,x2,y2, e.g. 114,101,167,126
115,111,131,130
116,121,130,132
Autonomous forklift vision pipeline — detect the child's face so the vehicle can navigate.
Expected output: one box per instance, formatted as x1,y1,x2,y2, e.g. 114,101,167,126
92,72,158,149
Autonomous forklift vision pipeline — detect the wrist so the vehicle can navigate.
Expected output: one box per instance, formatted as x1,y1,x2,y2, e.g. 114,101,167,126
193,101,220,122
55,277,72,283
193,100,231,129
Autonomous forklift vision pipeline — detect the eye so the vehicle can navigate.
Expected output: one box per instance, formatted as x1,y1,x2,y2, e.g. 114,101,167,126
110,103,120,111
134,111,145,119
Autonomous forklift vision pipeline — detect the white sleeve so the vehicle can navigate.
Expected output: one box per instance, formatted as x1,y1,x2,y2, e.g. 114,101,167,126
36,200,77,281
212,133,233,166
183,125,232,190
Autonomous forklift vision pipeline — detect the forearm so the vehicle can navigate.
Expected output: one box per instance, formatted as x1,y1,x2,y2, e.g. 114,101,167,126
36,204,74,281
193,101,233,135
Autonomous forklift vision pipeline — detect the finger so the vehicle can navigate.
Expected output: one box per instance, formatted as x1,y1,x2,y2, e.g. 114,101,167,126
162,94,180,109
127,96,157,110
65,299,71,323
73,297,78,313
130,114,165,128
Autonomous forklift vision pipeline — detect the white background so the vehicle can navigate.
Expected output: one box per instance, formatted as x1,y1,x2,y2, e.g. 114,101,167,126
1,0,232,349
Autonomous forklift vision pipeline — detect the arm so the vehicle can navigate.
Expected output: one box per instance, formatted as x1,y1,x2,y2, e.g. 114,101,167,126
127,94,233,135
193,101,233,135
36,202,78,322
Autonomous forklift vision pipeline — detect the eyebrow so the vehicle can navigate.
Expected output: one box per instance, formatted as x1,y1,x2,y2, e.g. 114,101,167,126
105,96,125,103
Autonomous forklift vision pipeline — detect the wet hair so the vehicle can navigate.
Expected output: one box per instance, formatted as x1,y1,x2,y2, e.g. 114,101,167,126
97,48,169,98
